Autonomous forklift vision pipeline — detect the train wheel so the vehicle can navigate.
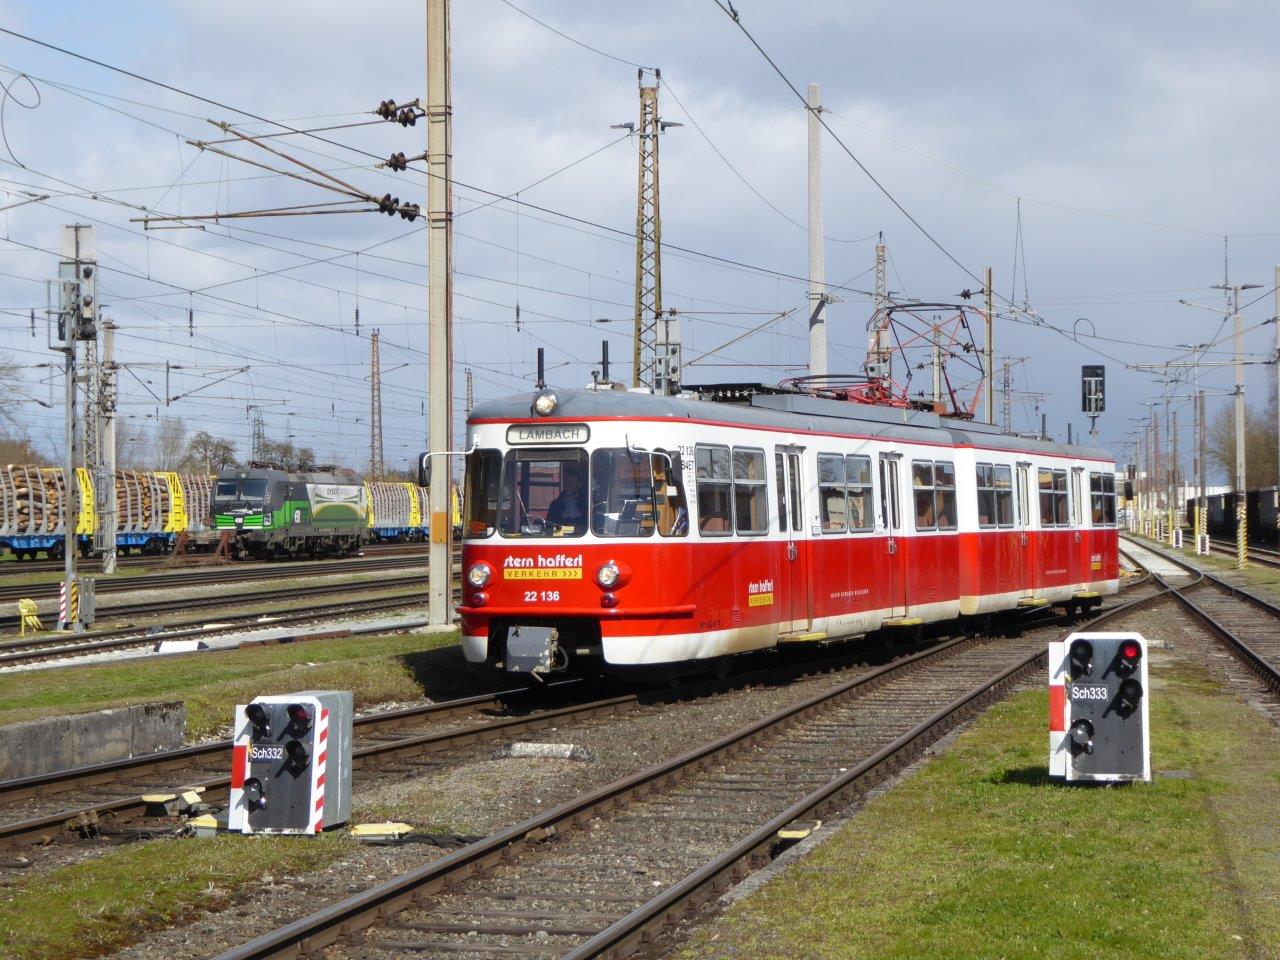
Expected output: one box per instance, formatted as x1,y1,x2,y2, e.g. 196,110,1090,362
47,543,64,561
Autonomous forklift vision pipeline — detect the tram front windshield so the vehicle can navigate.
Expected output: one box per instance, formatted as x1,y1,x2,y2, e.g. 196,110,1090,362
464,446,688,540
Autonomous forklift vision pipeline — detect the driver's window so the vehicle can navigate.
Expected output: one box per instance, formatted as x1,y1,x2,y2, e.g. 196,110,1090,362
498,448,589,538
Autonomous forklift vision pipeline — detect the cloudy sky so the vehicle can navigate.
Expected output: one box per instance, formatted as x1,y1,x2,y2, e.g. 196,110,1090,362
1,1,1277,477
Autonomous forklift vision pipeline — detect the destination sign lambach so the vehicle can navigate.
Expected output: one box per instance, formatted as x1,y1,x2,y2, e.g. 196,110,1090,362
507,423,590,445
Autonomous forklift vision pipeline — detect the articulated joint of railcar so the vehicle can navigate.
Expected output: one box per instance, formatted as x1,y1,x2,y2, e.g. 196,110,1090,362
486,618,603,677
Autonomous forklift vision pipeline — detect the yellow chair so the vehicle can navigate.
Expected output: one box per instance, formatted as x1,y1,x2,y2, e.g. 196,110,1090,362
19,599,43,636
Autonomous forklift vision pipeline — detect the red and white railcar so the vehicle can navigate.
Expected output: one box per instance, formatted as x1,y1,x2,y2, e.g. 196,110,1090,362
458,386,1119,675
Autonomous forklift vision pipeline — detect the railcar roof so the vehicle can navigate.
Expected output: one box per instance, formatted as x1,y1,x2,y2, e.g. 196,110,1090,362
468,387,1111,461
216,468,365,484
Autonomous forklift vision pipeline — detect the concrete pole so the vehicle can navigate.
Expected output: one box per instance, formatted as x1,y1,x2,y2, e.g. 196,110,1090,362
1233,285,1248,568
1152,408,1161,539
1171,408,1179,544
1198,388,1207,551
100,321,118,575
806,82,826,378
426,0,454,625
984,267,994,423
1274,265,1279,534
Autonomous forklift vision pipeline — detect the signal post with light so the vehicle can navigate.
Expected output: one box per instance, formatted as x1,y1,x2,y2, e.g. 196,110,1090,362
228,691,353,834
1049,632,1150,782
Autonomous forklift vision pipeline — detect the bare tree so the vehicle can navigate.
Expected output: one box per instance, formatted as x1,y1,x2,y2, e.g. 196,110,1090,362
184,431,239,473
1208,397,1279,489
153,417,187,470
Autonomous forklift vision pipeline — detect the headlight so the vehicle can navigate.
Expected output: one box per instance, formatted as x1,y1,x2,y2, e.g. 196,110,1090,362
596,561,620,588
466,563,492,588
532,391,558,416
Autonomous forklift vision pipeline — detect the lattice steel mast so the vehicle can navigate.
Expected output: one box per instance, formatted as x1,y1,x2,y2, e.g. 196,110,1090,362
623,70,680,392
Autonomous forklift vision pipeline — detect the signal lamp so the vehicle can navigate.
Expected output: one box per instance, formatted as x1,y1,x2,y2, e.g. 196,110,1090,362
246,703,271,738
284,740,309,773
1116,678,1144,714
471,591,488,607
1068,639,1093,679
601,592,618,608
1116,640,1142,676
1068,718,1094,755
242,777,266,811
286,704,312,734
467,563,492,588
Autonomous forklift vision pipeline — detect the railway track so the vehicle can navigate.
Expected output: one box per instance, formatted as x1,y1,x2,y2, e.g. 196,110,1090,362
0,539,434,576
0,552,432,606
203,578,1165,960
0,578,1159,857
0,638,966,852
1206,536,1280,569
0,588,434,670
1121,536,1280,698
0,569,432,635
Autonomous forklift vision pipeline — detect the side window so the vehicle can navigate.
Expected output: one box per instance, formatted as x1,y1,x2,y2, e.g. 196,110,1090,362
976,463,996,529
846,455,873,532
1090,472,1116,526
732,447,768,535
993,464,1014,527
912,460,936,530
976,463,1014,529
934,461,956,530
818,454,847,533
1038,468,1068,527
696,445,732,536
913,460,956,531
654,450,688,537
774,452,788,532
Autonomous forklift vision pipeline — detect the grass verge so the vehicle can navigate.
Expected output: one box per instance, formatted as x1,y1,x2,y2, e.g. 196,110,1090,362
0,832,354,960
0,629,461,738
681,647,1280,959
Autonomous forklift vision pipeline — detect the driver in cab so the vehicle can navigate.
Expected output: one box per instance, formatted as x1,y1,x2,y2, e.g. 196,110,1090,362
546,467,587,533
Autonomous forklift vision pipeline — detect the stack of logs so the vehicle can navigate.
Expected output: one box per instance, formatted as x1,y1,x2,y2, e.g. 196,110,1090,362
3,467,66,533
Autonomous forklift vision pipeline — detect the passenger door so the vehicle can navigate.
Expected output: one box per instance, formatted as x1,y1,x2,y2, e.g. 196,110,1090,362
1071,466,1087,587
878,453,908,616
774,447,810,632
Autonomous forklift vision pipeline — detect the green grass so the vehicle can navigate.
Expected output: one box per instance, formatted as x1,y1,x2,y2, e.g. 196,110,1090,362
682,649,1280,960
0,832,355,960
0,630,461,738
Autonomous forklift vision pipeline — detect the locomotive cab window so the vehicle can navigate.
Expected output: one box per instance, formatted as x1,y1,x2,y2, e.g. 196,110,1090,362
1038,468,1069,527
976,463,1014,528
214,480,238,500
696,445,732,536
499,448,589,538
912,460,956,531
463,449,501,539
240,479,267,501
1090,472,1117,526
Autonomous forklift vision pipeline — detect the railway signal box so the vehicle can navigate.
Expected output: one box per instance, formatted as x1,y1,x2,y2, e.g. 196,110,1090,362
228,690,353,834
1048,632,1150,783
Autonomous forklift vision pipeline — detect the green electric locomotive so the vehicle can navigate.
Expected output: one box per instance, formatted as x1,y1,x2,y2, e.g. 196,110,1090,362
212,467,368,559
